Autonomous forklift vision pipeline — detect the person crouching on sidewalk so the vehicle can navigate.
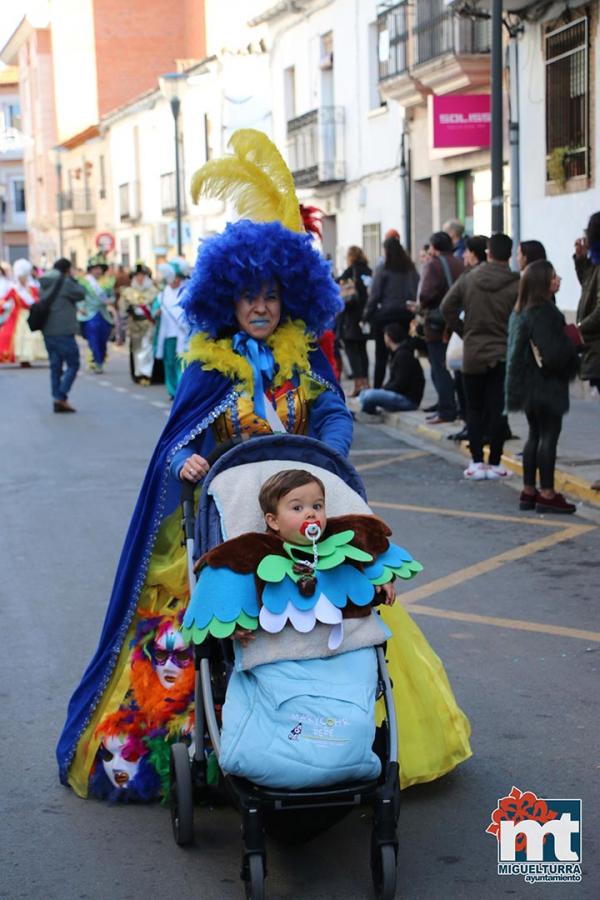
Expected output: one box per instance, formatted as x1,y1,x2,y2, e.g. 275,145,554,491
359,323,424,416
506,260,579,514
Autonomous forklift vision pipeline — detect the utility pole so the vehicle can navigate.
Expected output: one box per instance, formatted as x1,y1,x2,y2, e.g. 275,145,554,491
490,0,504,233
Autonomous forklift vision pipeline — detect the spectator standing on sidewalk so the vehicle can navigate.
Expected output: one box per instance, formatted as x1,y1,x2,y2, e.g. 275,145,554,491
337,246,371,396
417,231,464,423
441,233,520,480
364,236,419,389
574,211,600,393
359,323,424,416
39,258,86,413
444,219,468,259
516,240,547,271
506,260,578,513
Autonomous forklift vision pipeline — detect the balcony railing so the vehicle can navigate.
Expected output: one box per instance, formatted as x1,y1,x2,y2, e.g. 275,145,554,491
59,189,96,229
60,189,93,212
286,107,345,188
378,3,490,82
414,11,491,66
378,2,409,81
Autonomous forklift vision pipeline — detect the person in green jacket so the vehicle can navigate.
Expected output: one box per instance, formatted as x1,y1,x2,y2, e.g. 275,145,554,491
505,260,579,514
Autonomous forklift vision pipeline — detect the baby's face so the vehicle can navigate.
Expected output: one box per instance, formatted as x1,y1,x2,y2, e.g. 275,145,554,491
265,481,327,544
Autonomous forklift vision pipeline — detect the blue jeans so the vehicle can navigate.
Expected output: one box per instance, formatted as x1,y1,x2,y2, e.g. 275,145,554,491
426,340,457,420
43,335,80,401
359,388,417,414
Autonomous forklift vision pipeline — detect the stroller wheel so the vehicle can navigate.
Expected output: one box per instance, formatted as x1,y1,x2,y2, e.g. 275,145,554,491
243,853,265,900
371,843,397,900
170,742,194,846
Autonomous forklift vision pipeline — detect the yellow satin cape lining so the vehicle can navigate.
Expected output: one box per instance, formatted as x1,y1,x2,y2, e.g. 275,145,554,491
377,604,472,789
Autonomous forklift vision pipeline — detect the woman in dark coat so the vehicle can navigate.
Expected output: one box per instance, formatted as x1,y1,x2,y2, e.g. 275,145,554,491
506,260,579,514
337,246,372,396
364,237,419,388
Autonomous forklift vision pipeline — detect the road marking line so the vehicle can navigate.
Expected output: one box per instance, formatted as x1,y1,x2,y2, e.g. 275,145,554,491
351,449,417,456
398,523,594,607
98,380,111,387
405,603,600,643
371,500,570,528
355,451,428,473
114,386,128,393
151,400,170,409
131,393,146,400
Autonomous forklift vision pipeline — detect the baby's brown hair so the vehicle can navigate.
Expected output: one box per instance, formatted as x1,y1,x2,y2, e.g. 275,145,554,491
258,469,326,516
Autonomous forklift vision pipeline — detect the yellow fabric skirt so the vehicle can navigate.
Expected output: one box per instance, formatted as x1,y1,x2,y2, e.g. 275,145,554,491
379,604,472,789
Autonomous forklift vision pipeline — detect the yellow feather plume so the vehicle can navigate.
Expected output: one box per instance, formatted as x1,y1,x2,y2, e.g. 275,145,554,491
190,129,302,233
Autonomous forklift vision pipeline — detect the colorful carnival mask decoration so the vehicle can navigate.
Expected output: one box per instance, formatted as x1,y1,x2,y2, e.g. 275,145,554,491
129,608,195,728
89,709,160,802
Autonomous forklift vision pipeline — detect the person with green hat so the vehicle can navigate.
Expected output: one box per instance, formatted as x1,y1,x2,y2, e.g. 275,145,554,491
78,254,116,373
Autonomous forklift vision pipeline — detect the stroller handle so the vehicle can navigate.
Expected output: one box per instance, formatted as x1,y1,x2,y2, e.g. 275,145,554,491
180,436,247,540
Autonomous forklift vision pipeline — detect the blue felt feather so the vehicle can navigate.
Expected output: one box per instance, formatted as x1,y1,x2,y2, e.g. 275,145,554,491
316,565,374,608
184,566,258,628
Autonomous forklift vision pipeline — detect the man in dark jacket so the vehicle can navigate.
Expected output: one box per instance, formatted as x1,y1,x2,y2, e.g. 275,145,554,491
359,323,424,414
417,231,464,422
40,258,86,413
441,233,520,480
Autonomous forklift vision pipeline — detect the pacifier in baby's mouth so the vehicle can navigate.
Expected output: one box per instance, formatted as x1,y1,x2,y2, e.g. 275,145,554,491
300,521,322,541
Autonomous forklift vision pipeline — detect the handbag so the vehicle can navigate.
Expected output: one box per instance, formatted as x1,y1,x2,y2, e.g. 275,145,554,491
446,331,464,370
28,275,65,332
339,268,359,305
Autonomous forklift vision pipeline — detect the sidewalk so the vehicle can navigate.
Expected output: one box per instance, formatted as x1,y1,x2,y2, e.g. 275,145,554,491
346,363,600,508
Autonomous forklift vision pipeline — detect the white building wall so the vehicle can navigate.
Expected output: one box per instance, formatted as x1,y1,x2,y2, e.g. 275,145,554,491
518,9,600,312
265,0,406,273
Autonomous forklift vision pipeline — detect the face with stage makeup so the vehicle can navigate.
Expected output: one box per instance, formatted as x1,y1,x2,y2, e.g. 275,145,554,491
234,282,281,340
152,626,193,688
98,733,145,789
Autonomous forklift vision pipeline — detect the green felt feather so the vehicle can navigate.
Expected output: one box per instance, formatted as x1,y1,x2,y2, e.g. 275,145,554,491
237,611,259,630
369,558,424,585
257,554,293,582
341,544,374,563
183,611,258,644
181,624,209,644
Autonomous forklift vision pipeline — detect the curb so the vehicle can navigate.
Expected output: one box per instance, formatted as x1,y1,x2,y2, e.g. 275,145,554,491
375,412,600,509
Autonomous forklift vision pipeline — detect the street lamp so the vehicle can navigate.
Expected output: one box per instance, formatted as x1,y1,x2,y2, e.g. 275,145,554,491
53,146,66,257
159,72,187,256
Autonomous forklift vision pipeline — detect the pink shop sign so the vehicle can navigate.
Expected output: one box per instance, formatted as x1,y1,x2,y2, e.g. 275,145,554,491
432,95,491,149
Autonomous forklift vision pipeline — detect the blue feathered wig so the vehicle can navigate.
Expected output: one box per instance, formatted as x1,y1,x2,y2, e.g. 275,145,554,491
180,219,343,338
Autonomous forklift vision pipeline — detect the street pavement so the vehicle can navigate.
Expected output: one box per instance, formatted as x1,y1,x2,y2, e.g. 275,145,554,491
1,346,599,900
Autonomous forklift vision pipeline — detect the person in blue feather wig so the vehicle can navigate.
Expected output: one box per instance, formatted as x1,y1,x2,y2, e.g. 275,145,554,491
182,219,342,338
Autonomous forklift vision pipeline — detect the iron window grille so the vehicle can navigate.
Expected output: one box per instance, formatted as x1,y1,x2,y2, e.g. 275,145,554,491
545,15,589,181
362,223,381,269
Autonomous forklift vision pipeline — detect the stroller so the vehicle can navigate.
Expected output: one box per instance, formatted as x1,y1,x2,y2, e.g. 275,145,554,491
169,434,401,900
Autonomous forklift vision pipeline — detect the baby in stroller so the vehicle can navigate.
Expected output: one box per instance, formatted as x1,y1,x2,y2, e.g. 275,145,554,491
182,466,422,789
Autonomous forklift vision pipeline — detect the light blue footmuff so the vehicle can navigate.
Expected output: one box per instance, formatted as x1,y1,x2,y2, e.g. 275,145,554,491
219,647,381,788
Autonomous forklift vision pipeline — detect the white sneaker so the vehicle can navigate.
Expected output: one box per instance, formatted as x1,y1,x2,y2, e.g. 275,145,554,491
487,464,511,480
464,462,488,480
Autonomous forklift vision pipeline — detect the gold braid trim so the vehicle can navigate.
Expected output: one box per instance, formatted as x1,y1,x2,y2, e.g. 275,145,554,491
182,320,318,395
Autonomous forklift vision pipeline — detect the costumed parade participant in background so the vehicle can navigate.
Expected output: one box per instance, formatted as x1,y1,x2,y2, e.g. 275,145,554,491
121,263,157,385
78,254,116,374
154,258,190,400
56,129,470,803
0,258,47,365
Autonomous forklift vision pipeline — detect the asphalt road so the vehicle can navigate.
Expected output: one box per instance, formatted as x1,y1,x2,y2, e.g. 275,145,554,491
1,348,598,900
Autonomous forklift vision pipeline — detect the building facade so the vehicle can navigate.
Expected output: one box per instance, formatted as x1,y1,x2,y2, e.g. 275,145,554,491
0,66,28,264
516,0,599,309
251,0,408,272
